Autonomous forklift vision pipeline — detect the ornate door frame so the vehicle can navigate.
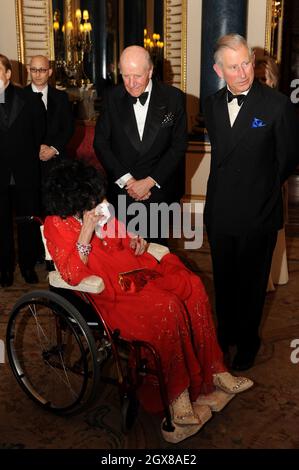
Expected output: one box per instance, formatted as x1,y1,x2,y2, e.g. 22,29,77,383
265,0,284,63
163,0,187,91
15,0,54,84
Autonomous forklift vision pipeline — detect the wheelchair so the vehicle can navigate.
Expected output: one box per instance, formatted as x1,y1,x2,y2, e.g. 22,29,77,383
6,222,174,434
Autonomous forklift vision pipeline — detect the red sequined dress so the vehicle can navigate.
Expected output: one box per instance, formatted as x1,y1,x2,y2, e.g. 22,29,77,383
44,216,226,413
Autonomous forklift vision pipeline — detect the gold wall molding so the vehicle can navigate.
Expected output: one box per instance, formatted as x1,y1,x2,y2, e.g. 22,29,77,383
163,0,187,92
15,0,54,83
265,0,284,63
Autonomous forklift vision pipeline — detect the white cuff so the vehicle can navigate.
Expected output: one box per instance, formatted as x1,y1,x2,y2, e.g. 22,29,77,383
115,173,133,188
50,146,59,155
149,177,161,189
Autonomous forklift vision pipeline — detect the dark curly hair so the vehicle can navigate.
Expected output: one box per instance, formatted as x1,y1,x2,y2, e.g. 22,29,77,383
43,159,107,219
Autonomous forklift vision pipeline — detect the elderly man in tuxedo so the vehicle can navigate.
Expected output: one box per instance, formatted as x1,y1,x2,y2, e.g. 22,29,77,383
24,55,74,180
94,45,187,244
0,54,45,286
204,34,299,371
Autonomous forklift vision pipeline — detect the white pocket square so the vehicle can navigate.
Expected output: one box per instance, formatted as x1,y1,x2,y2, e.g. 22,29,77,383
161,112,175,127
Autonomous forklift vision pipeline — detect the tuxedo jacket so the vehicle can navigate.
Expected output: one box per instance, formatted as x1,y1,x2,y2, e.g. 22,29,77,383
204,79,299,236
24,84,74,174
93,80,187,202
0,83,45,189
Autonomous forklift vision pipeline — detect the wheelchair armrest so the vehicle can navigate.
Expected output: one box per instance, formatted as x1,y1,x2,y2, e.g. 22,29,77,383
147,242,170,261
48,271,105,294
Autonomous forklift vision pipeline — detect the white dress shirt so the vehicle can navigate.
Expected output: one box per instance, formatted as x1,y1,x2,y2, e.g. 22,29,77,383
116,79,160,189
31,83,48,109
227,86,250,127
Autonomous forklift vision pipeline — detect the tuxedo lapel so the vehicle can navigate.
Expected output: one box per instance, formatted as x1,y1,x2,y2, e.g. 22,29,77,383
47,86,56,119
217,81,261,166
117,87,141,151
140,81,167,155
230,81,260,141
0,101,7,131
8,87,25,128
212,88,233,164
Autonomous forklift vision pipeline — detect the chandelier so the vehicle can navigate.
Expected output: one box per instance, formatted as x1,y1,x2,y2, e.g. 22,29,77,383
144,29,164,78
53,7,92,87
144,29,164,58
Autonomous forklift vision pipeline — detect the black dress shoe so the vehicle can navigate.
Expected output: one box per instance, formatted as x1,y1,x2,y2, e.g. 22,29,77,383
21,268,39,284
0,270,14,287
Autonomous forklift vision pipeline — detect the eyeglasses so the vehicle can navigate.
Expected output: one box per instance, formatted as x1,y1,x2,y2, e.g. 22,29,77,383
30,68,49,74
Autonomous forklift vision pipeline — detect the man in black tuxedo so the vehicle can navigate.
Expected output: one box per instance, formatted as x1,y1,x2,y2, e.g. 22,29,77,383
24,55,74,180
204,34,299,370
94,46,187,244
0,54,45,286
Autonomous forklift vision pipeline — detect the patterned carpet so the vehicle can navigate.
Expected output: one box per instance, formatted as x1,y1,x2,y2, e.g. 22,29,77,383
0,230,299,452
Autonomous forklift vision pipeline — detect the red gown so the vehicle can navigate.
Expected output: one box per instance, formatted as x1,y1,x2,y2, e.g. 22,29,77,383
44,215,226,413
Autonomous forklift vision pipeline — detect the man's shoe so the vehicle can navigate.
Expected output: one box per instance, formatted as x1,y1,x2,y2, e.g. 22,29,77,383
21,268,39,284
0,270,14,287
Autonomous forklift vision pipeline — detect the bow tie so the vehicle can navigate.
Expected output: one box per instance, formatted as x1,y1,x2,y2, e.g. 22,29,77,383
227,90,246,106
129,91,149,106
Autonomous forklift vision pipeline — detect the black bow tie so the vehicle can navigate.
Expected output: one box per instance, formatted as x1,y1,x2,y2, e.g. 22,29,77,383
129,91,149,106
227,90,246,106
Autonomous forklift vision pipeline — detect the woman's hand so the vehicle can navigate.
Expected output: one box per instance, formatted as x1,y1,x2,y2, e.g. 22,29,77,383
76,209,103,264
129,235,148,256
78,209,102,245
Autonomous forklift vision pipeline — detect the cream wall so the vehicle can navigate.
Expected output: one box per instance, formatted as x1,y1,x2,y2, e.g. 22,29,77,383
0,0,18,60
247,0,267,50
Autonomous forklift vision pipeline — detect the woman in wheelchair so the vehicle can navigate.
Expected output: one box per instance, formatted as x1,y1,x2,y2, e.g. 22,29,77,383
43,160,253,443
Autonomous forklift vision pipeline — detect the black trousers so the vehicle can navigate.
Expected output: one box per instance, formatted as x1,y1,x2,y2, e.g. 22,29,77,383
207,229,277,353
0,185,41,272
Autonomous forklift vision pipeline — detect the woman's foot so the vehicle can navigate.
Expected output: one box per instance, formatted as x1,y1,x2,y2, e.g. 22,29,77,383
170,389,200,425
161,405,212,444
193,389,235,412
213,372,253,394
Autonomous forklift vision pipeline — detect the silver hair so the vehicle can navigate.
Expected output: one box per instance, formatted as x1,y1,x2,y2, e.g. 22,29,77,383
214,34,253,66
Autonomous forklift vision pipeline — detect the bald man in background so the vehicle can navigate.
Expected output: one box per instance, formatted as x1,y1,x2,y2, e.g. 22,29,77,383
24,55,74,180
94,46,187,245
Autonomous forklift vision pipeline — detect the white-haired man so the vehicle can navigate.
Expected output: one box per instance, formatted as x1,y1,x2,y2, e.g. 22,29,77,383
94,45,187,245
204,34,299,370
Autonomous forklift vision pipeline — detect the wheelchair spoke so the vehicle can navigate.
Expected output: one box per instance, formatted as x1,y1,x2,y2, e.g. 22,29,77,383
7,291,100,414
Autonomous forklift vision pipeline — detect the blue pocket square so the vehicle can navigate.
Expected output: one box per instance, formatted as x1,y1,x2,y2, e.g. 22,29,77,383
251,117,266,128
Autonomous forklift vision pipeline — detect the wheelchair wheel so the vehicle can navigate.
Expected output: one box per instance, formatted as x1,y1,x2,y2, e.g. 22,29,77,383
6,290,100,415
